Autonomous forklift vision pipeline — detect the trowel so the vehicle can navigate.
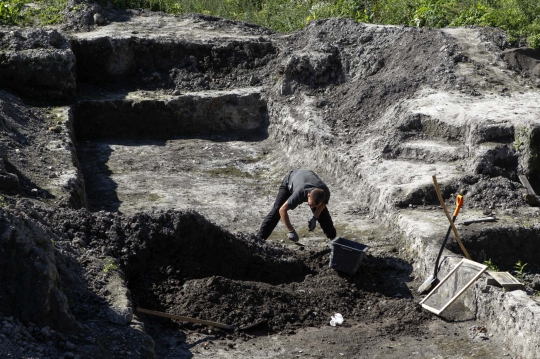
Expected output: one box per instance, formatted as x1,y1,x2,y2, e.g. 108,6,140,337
418,194,464,294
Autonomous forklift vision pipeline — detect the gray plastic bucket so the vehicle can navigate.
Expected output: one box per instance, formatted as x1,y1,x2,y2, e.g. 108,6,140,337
329,237,369,274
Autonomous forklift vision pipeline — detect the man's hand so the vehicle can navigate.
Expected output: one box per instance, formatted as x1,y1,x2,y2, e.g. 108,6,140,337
287,230,299,242
308,216,317,231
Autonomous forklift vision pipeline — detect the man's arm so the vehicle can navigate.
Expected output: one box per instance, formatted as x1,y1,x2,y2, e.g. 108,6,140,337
314,203,326,219
279,202,294,231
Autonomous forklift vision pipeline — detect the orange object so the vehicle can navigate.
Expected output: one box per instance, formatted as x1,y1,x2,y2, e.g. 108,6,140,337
453,194,464,217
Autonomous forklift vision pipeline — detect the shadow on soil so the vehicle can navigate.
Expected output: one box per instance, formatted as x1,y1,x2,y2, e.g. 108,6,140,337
77,140,122,212
344,255,415,299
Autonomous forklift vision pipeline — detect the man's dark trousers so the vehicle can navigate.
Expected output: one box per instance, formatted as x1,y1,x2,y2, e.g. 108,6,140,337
257,178,336,240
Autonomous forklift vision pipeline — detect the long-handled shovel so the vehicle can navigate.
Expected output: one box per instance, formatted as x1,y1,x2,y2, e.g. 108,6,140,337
136,307,267,331
137,307,234,330
418,192,464,294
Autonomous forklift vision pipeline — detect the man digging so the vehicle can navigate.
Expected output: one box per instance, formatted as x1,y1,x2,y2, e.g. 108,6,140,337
257,169,337,242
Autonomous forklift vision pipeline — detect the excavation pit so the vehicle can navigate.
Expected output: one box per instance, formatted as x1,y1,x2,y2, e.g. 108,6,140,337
455,224,540,270
4,12,540,359
105,210,423,336
73,89,275,231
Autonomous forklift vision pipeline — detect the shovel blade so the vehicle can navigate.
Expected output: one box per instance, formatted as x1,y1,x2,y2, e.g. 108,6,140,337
418,275,439,294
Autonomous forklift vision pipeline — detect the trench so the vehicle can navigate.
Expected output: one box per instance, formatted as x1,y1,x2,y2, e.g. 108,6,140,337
528,127,540,194
61,85,424,350
67,84,540,359
68,87,434,345
73,89,270,220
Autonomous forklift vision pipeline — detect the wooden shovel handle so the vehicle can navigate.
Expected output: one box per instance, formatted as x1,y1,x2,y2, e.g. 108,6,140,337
432,176,471,260
136,307,234,330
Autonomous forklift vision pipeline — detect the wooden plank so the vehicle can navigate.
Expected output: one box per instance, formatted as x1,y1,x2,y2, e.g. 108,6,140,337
487,271,524,291
519,175,536,195
136,307,234,330
462,217,497,225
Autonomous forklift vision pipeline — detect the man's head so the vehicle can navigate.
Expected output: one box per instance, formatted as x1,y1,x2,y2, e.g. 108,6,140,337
307,188,326,209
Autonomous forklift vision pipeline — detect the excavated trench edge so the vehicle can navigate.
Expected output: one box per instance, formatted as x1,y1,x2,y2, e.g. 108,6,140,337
72,89,269,141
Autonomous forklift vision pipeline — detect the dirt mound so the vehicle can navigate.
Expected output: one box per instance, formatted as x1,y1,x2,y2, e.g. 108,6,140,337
458,175,525,210
20,202,429,339
45,209,304,283
270,19,460,133
79,209,430,337
0,205,77,332
169,253,429,335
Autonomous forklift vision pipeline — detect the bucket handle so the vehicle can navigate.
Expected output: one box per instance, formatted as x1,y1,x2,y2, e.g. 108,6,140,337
333,243,369,253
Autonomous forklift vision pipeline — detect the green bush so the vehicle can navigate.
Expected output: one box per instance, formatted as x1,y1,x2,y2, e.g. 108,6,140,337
0,0,27,25
529,33,540,49
35,0,67,24
408,0,454,28
372,0,417,25
4,0,540,48
449,2,489,27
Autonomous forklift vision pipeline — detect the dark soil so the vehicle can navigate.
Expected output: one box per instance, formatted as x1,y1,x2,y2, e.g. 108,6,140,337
0,199,432,358
41,204,429,335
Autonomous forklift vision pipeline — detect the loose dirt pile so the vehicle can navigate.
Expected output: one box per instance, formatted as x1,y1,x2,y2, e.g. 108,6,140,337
1,199,430,358
22,201,429,334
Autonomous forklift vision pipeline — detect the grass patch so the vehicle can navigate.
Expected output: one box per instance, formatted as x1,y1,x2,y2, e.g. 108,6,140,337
0,195,8,207
3,0,540,48
102,0,540,47
103,258,118,274
0,0,28,25
33,0,68,25
1,0,67,25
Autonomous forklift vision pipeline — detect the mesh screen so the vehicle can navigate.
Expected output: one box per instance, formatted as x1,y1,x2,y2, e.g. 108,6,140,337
422,260,486,313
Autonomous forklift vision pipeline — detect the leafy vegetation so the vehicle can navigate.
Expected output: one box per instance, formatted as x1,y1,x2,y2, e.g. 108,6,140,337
33,0,68,25
0,0,67,25
483,258,499,271
103,258,118,274
514,259,528,274
513,259,528,282
2,0,540,47
0,0,27,25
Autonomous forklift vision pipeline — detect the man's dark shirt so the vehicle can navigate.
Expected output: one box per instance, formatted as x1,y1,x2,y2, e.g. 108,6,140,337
285,169,330,210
